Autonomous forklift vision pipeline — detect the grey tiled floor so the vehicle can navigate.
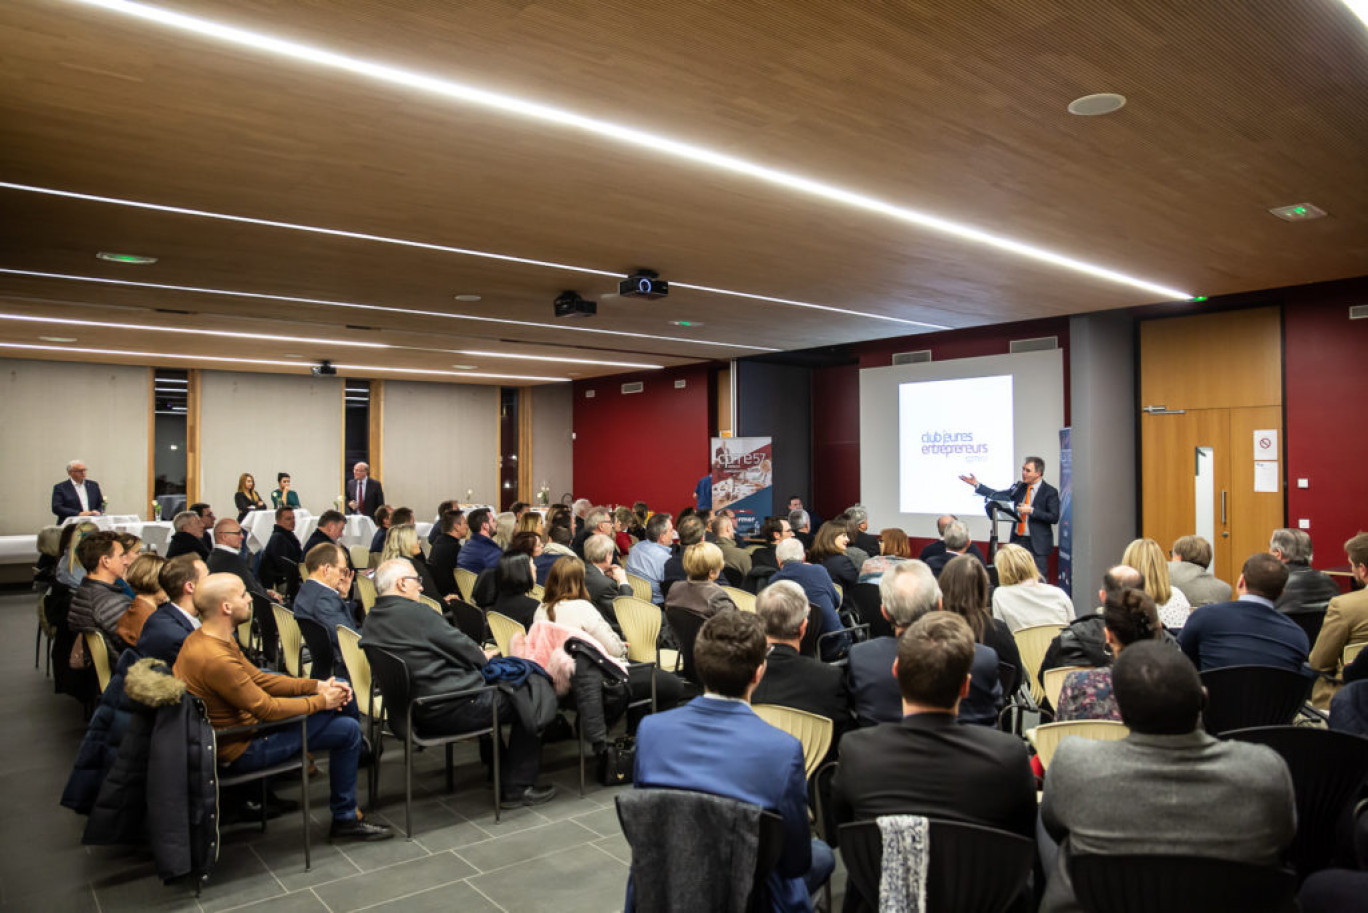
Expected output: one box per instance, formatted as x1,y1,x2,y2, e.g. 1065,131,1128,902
6,590,846,912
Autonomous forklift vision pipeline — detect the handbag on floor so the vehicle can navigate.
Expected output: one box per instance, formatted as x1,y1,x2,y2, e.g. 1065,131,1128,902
597,734,636,786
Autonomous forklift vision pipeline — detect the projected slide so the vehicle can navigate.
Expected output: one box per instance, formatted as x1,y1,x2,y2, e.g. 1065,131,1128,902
899,375,1015,515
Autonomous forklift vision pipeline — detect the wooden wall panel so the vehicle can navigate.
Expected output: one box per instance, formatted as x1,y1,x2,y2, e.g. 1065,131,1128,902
1140,308,1282,410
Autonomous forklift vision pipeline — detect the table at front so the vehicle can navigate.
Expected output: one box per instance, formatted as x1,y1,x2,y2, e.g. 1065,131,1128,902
241,508,313,551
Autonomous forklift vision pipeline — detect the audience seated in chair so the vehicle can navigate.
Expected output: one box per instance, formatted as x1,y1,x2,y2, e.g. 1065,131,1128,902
1272,528,1342,619
536,522,576,586
257,507,303,600
208,518,279,604
938,554,1024,695
916,514,986,566
136,555,207,664
770,538,848,661
584,533,632,630
455,508,503,575
1167,534,1233,608
847,561,1000,727
833,611,1037,913
67,531,133,662
173,573,392,842
1039,640,1295,913
1055,587,1164,722
626,512,675,605
303,510,354,573
664,541,738,621
991,543,1073,633
166,510,210,561
632,610,834,912
293,543,359,663
1178,552,1308,672
710,513,753,581
1308,532,1368,709
1122,537,1191,629
427,509,467,598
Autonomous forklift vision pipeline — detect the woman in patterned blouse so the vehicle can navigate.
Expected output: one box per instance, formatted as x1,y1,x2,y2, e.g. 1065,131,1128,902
1055,588,1163,721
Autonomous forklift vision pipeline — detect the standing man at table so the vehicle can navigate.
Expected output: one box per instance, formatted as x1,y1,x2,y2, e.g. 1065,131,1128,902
959,456,1060,579
53,460,104,521
346,462,385,518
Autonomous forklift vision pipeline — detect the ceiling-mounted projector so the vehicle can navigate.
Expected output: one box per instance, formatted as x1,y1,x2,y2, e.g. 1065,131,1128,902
619,269,669,300
554,290,596,319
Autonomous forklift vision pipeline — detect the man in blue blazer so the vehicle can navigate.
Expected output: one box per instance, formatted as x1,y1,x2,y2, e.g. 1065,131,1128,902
136,555,207,664
634,611,834,912
961,455,1060,578
52,460,104,521
770,538,848,660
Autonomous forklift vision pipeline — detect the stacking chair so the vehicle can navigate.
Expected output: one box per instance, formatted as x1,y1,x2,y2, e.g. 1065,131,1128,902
348,544,372,571
839,818,1033,913
528,584,545,602
615,595,681,675
236,600,257,653
272,604,305,676
363,644,502,835
294,616,334,679
721,565,745,589
617,789,785,913
752,704,832,781
1042,665,1090,714
84,631,113,693
355,574,377,614
336,625,383,807
624,572,654,604
35,593,54,676
1070,853,1296,913
1013,623,1067,705
453,568,478,604
1200,665,1313,735
850,582,893,640
1225,725,1368,881
486,611,526,658
721,585,756,612
447,599,489,646
663,605,708,684
1027,720,1129,770
418,594,444,614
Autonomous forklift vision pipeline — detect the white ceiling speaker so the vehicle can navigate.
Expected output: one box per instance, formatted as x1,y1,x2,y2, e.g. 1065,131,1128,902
1068,93,1127,116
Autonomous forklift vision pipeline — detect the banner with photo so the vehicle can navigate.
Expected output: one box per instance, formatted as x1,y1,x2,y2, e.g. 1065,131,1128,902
1057,427,1073,596
710,437,772,538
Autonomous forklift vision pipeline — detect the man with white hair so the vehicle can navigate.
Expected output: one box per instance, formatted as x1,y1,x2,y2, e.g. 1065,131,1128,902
573,506,613,559
846,561,1001,726
571,498,593,536
52,459,104,521
769,537,846,660
846,505,881,556
1270,528,1340,619
751,579,853,750
166,510,210,560
361,558,555,807
345,461,385,517
924,520,979,577
584,533,631,628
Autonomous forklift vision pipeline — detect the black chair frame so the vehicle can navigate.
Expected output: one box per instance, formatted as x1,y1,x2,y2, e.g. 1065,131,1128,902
295,616,335,680
1200,664,1314,735
1070,852,1296,913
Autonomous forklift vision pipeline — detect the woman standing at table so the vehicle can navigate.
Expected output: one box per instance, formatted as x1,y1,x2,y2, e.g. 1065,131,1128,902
270,472,301,509
234,473,266,521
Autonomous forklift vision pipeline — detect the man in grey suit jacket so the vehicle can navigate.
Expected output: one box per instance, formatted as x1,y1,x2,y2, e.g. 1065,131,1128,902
1040,641,1296,913
1167,535,1233,607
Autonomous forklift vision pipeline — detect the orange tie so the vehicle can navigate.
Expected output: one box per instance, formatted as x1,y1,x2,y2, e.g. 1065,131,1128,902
1017,485,1032,536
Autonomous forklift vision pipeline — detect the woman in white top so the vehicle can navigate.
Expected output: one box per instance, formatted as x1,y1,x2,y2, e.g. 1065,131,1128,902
991,543,1074,632
1121,537,1192,629
535,556,626,660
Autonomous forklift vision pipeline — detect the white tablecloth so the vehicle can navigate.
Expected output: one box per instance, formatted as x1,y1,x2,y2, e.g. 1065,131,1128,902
114,521,174,555
61,514,142,530
241,509,313,551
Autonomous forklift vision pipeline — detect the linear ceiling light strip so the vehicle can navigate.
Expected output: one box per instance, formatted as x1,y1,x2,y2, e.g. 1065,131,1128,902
67,0,1192,302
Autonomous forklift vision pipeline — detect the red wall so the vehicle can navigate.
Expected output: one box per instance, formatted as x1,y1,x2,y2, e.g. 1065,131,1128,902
1282,278,1368,570
571,364,713,513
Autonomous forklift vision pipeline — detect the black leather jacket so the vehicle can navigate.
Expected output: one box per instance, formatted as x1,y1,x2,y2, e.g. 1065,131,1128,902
1276,562,1341,615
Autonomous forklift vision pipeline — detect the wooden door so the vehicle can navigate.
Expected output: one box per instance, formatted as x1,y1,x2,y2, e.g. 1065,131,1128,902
1141,409,1233,583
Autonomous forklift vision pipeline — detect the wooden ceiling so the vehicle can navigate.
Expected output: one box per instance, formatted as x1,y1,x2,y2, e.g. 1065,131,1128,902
2,0,1365,384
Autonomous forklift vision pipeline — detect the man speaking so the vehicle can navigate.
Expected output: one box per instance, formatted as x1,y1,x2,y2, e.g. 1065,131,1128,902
960,456,1059,579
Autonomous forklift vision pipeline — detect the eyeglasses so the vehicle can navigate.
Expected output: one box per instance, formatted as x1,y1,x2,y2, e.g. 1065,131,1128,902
221,529,244,537
400,575,423,588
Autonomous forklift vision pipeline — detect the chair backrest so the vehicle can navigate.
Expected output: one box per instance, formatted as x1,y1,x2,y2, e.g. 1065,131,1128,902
997,660,1019,700
272,604,304,677
355,574,377,614
84,630,113,692
625,572,654,604
295,615,334,680
721,586,756,613
839,818,1034,913
615,595,664,665
850,582,893,640
454,568,478,603
1029,720,1130,770
1224,725,1368,881
721,565,745,589
235,601,255,651
1345,641,1368,667
1070,853,1296,913
664,605,708,682
486,611,526,658
335,626,378,718
1043,665,1090,713
1013,623,1066,704
616,789,784,913
418,594,444,614
529,584,545,602
362,643,415,739
752,704,833,780
832,583,843,606
348,544,372,571
797,603,824,658
448,599,488,645
1199,665,1313,735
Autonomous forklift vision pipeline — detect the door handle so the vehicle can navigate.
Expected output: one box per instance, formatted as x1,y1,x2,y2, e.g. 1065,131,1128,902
1221,490,1227,525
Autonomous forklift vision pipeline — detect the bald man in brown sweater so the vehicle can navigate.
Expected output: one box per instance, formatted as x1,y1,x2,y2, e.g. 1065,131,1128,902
174,573,391,841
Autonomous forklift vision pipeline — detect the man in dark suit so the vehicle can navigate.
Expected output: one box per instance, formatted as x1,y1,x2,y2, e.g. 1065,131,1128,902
788,508,814,552
1179,552,1308,672
584,533,631,630
751,515,792,571
52,459,104,521
427,509,467,599
189,502,217,553
961,455,1060,578
166,510,211,560
304,510,355,572
846,506,881,556
751,579,853,754
634,611,834,912
846,560,1001,726
572,506,611,559
345,462,385,517
136,554,207,664
770,538,848,661
208,519,277,602
918,514,987,565
924,520,984,577
258,506,303,598
833,612,1037,909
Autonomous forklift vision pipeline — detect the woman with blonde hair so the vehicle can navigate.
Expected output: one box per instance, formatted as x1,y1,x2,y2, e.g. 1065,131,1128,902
991,543,1073,632
1122,537,1191,628
234,472,266,521
663,541,738,619
381,524,444,601
492,511,516,550
117,552,166,648
57,521,100,589
514,510,545,539
858,528,912,584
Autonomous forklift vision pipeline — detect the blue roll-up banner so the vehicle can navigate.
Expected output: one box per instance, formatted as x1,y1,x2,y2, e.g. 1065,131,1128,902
710,437,772,538
1057,427,1073,596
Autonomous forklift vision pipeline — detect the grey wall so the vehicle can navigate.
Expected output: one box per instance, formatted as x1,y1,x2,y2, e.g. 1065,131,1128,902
381,381,499,516
531,384,573,505
1,358,150,534
735,359,812,512
1068,311,1138,616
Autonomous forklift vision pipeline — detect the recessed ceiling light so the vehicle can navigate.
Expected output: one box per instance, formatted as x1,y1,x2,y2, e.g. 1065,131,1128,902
96,251,158,265
451,364,476,369
39,335,78,343
0,312,387,348
54,1,1190,301
453,294,482,302
1341,0,1368,28
670,320,704,327
283,353,305,358
1268,203,1327,222
1067,93,1127,116
455,349,661,369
